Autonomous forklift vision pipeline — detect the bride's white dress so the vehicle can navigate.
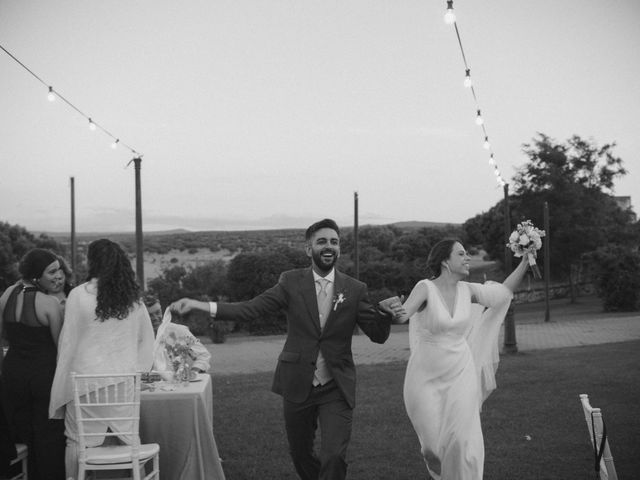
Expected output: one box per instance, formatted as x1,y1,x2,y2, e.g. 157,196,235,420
403,279,512,480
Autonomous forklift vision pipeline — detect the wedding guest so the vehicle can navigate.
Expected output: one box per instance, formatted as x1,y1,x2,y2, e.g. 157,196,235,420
48,256,74,313
171,218,401,480
143,294,211,374
395,239,529,480
48,239,154,480
0,248,66,480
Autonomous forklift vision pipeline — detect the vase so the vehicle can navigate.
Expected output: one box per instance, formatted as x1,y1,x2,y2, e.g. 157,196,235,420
174,356,193,386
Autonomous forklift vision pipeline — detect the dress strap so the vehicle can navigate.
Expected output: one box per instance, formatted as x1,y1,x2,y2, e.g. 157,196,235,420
2,286,21,325
21,287,44,327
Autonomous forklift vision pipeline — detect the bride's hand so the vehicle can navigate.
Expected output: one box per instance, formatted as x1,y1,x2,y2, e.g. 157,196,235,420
378,296,408,323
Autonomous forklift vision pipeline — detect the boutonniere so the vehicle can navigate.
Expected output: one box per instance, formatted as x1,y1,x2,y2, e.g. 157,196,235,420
333,292,346,311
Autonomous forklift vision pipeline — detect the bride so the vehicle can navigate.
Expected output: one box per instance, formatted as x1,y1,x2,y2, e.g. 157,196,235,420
394,238,529,479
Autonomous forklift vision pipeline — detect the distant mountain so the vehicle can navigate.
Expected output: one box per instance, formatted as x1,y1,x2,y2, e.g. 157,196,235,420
389,220,461,229
42,228,192,238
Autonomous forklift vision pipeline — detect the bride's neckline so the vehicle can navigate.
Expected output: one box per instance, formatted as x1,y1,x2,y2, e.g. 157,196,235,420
431,279,459,317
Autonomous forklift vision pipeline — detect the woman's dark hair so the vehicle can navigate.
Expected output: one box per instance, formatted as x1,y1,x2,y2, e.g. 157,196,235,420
87,239,140,321
57,255,74,296
426,238,462,279
19,248,58,281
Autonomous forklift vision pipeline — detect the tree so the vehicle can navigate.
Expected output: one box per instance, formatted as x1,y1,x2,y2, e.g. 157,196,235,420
464,133,635,299
0,222,65,292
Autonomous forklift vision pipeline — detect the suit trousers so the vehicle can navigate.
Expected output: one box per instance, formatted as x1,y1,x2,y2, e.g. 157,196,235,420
283,381,353,480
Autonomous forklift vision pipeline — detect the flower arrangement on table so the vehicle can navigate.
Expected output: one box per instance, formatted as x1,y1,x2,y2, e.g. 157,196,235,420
162,331,197,384
507,219,546,279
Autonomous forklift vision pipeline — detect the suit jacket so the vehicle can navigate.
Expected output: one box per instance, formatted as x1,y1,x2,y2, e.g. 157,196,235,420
216,267,391,408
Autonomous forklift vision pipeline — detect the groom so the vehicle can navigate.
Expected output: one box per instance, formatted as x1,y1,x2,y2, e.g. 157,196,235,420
170,218,398,480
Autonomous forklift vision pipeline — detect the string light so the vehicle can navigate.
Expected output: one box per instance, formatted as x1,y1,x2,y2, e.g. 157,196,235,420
443,1,505,186
463,69,472,88
444,0,456,25
0,43,142,158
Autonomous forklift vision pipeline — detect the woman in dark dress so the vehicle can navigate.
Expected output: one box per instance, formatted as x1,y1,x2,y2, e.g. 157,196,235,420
0,248,66,480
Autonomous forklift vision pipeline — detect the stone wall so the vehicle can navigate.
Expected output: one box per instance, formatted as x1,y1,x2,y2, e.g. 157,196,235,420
513,282,596,304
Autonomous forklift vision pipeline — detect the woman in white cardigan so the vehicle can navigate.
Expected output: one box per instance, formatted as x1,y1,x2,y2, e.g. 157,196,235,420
49,239,154,479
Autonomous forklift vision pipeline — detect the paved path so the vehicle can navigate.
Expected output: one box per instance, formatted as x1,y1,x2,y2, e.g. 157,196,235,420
205,299,640,376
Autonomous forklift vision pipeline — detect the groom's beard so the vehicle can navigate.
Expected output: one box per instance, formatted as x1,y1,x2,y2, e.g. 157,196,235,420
312,248,338,273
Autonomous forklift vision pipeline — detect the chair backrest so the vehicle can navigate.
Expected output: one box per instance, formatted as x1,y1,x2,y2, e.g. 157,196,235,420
579,394,618,480
72,372,143,462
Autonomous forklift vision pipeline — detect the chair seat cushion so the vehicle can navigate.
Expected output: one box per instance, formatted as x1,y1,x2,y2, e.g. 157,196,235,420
85,443,159,465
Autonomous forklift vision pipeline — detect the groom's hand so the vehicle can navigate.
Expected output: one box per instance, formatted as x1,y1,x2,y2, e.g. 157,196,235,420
378,296,402,316
169,298,204,315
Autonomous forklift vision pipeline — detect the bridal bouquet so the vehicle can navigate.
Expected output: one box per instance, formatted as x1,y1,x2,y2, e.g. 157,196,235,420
507,220,545,279
162,332,196,384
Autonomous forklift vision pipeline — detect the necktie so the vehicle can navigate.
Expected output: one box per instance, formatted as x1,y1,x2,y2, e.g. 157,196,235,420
313,277,333,386
316,278,331,328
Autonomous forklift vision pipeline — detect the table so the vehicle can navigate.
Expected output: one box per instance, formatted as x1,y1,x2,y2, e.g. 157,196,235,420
140,374,226,480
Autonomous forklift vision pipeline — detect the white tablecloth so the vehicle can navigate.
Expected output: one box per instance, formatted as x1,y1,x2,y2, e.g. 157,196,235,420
140,374,225,480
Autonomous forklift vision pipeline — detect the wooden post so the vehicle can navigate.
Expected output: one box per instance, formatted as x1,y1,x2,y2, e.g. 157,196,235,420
133,157,144,290
70,176,76,284
354,191,359,280
544,201,551,322
502,183,517,353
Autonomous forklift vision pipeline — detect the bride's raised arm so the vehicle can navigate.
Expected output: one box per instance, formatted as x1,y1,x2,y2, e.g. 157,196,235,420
394,281,429,324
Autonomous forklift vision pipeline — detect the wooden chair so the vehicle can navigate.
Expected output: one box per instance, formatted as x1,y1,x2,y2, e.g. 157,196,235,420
72,372,159,480
7,443,27,480
579,394,618,480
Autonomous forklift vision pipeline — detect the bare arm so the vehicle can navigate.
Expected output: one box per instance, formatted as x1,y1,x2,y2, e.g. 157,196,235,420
502,256,530,293
394,281,430,324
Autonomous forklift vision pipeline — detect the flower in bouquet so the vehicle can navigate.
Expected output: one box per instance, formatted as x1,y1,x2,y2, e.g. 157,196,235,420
162,331,196,382
507,220,546,279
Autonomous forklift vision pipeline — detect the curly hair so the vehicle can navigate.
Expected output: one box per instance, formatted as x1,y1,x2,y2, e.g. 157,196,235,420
86,239,141,321
426,238,462,279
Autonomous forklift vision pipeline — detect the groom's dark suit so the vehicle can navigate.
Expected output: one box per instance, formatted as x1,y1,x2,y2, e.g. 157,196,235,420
216,267,391,478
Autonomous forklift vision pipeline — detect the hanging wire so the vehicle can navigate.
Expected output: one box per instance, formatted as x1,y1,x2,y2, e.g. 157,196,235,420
0,43,142,158
443,2,505,187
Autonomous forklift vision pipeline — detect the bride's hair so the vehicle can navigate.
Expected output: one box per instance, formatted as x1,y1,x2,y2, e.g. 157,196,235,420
86,239,141,321
426,238,461,279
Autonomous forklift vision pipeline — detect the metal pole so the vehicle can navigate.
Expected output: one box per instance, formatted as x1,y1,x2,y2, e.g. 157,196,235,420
70,176,76,285
502,183,517,353
354,191,359,280
133,157,144,290
544,201,551,322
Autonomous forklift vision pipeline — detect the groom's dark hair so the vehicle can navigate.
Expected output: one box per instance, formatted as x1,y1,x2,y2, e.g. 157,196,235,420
305,218,340,240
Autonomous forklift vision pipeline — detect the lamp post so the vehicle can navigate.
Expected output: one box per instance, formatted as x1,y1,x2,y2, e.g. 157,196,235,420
502,183,517,353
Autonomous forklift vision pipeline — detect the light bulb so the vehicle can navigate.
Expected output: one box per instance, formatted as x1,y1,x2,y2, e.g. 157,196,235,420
464,69,472,88
47,86,55,102
444,0,456,24
475,109,484,126
494,168,500,177
111,139,119,149
88,118,96,131
483,136,490,149
489,154,496,166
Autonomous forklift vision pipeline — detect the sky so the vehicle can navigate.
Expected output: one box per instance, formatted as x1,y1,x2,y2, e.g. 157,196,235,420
1,0,639,233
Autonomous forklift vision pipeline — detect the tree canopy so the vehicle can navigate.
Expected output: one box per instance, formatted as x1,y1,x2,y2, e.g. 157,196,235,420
464,133,636,284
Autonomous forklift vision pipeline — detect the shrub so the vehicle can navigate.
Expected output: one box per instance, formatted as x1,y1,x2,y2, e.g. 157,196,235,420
588,245,640,312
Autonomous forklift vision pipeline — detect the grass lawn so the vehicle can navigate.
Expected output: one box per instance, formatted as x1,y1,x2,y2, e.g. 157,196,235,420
211,340,640,479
